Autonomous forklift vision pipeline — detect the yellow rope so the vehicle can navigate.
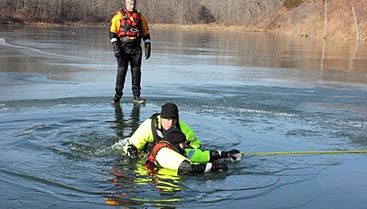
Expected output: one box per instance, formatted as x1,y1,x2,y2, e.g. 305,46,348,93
241,150,367,157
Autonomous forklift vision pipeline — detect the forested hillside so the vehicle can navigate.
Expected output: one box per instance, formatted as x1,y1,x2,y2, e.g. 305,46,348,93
0,0,366,41
0,0,283,24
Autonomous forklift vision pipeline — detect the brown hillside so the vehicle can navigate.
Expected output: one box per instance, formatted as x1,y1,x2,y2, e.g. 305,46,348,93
259,0,367,41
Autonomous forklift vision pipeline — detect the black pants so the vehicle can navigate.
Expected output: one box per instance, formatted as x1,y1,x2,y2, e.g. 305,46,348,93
115,48,142,99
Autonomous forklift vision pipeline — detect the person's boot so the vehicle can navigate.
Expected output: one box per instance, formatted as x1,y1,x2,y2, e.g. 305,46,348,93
111,94,121,104
133,97,145,104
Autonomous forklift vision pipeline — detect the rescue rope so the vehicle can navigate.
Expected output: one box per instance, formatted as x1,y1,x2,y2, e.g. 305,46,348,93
241,150,367,157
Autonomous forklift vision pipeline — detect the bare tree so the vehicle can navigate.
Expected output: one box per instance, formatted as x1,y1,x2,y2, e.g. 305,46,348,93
323,0,327,39
0,0,363,43
349,0,359,40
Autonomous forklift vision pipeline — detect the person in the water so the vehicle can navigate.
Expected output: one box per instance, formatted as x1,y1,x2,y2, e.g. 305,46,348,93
145,128,240,174
123,102,201,156
123,102,240,164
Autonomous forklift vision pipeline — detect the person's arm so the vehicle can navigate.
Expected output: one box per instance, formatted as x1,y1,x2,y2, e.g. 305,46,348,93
129,119,155,151
140,14,150,38
179,120,201,149
155,147,228,174
109,14,120,36
209,149,241,162
140,14,151,59
185,148,241,163
178,160,228,174
109,13,121,57
185,148,211,163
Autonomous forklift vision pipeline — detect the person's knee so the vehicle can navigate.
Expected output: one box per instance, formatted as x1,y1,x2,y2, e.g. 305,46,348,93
178,160,192,174
131,66,141,73
117,66,126,72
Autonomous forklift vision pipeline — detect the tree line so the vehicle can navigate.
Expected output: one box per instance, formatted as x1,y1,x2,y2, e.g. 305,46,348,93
1,0,365,41
0,0,285,25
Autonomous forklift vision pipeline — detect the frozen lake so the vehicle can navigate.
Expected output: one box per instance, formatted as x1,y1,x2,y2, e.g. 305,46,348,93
0,25,367,209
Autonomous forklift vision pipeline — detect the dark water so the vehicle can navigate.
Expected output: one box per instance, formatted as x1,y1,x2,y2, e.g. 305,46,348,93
0,26,367,209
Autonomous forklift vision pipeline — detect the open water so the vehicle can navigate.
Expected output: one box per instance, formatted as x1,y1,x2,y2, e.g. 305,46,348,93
0,25,367,209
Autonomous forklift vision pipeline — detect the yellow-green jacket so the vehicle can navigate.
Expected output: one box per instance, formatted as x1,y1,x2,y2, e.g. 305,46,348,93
129,114,201,153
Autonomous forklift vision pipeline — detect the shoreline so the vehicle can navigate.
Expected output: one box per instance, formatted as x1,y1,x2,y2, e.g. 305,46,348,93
150,23,265,33
1,22,364,43
150,24,366,43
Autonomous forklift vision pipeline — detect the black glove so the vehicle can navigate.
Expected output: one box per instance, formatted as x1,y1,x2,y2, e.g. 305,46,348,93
112,41,120,58
210,162,228,172
126,144,138,157
144,42,151,60
221,149,241,162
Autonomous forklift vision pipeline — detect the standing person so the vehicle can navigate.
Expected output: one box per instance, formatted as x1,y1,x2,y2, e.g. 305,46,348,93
109,0,151,104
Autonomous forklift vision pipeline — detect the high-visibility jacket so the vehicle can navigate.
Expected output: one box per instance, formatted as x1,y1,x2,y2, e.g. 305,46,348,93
129,114,201,153
185,148,211,163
